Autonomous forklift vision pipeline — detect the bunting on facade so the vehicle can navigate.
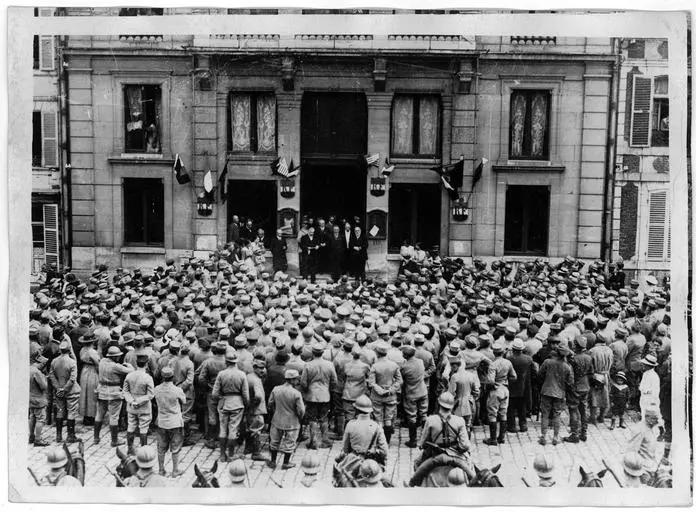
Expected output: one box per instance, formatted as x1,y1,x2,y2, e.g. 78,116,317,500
173,154,191,185
380,164,395,177
471,157,488,191
365,153,380,167
219,160,229,203
271,157,299,178
430,159,464,200
287,159,300,178
203,169,214,194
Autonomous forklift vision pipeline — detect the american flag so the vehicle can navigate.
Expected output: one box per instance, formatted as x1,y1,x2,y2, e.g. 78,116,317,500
276,157,289,177
381,164,395,177
365,153,380,166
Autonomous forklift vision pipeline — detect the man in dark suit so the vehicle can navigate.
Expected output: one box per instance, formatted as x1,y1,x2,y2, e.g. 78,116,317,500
327,225,345,282
240,218,255,241
299,226,321,283
507,338,535,432
269,229,288,273
227,215,240,244
341,221,353,276
349,226,368,282
315,218,330,274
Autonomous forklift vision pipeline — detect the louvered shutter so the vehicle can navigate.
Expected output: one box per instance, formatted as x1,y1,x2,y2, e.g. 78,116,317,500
39,35,55,71
38,8,55,17
43,204,60,267
630,76,652,147
646,190,667,260
41,111,57,167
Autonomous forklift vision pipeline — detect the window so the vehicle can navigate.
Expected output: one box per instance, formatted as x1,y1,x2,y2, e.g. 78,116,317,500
504,185,550,255
390,95,441,158
388,183,441,253
228,8,279,14
629,75,652,147
118,8,164,16
33,35,39,69
228,93,276,153
124,85,161,153
31,202,44,248
646,190,670,261
509,90,551,160
123,178,164,246
38,35,55,71
652,76,669,147
32,111,42,167
42,203,60,267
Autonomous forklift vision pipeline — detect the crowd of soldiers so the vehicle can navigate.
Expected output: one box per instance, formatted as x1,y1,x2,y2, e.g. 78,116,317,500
29,248,673,487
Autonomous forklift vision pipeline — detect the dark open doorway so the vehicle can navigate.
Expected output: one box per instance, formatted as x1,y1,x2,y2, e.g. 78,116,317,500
504,185,550,255
227,179,277,243
388,183,441,253
301,92,367,227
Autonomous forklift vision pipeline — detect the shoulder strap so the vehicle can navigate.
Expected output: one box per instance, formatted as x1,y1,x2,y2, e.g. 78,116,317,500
366,424,380,452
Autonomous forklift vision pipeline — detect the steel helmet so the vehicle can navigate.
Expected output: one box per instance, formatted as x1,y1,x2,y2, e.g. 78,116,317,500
359,459,382,483
301,451,321,475
447,467,467,486
533,453,554,478
438,391,455,410
354,395,373,414
228,459,247,482
46,447,68,469
622,451,644,477
135,445,157,469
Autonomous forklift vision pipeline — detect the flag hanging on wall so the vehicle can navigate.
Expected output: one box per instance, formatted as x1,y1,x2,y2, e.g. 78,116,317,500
365,153,380,167
219,160,229,203
472,157,488,190
173,154,191,185
430,159,464,200
203,169,214,194
380,164,395,177
271,157,291,177
287,159,300,178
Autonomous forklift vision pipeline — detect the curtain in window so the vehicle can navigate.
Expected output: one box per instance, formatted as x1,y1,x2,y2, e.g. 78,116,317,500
418,96,439,155
510,93,526,158
256,95,276,152
231,94,251,151
654,76,668,95
125,86,143,132
392,96,414,155
530,93,548,158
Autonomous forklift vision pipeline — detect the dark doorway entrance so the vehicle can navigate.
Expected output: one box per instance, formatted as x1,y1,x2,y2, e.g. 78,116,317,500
227,179,277,244
504,185,550,255
388,183,441,253
301,92,368,226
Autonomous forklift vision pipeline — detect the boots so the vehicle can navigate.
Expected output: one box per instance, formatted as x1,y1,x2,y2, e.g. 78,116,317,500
110,426,124,447
281,452,295,470
33,422,49,447
609,417,616,430
93,421,102,444
334,416,344,439
182,423,195,446
384,426,393,445
251,436,267,461
579,425,588,442
267,449,278,469
127,432,136,455
588,408,597,425
483,422,498,446
619,416,627,429
228,439,238,460
219,438,229,462
205,424,217,449
306,422,318,449
171,452,184,478
551,419,561,445
405,424,418,448
55,419,64,443
318,420,332,448
139,433,148,448
507,420,518,434
563,433,580,443
66,420,81,443
497,422,507,444
158,452,167,476
298,424,308,443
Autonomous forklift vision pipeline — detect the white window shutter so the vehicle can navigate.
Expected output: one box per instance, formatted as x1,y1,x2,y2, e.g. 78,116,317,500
39,35,55,71
43,204,60,267
38,8,55,17
646,190,667,261
629,75,652,147
41,111,58,167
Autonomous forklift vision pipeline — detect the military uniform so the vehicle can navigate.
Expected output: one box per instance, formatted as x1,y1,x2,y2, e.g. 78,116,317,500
341,415,388,465
49,353,81,422
123,470,167,487
368,355,402,432
300,353,337,448
268,382,305,454
198,353,227,436
39,470,82,487
212,366,249,442
96,358,133,427
123,368,155,442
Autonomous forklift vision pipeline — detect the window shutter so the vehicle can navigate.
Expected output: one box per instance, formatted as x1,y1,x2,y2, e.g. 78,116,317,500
43,204,60,267
38,7,55,16
41,111,58,167
630,75,652,147
39,35,55,70
646,190,667,260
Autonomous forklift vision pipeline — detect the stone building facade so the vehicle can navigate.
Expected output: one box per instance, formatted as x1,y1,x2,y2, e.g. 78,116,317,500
58,10,620,276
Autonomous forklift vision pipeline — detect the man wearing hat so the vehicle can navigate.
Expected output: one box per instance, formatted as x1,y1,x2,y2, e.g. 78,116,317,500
359,459,384,488
172,342,195,446
341,345,371,430
506,338,534,434
227,459,248,488
400,345,428,448
626,322,647,408
300,341,337,449
337,395,388,467
626,406,661,483
211,348,249,462
447,355,480,435
588,332,614,426
533,452,556,487
368,342,402,445
638,354,661,422
39,446,82,487
609,371,629,429
29,347,50,447
153,365,186,477
621,451,646,488
198,342,228,448
537,341,574,446
483,341,517,446
267,369,305,470
48,341,82,444
564,336,593,443
122,445,167,487
123,353,155,455
95,345,134,446
245,359,268,461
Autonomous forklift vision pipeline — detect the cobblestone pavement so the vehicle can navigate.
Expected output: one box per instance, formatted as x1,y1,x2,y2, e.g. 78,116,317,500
27,412,663,488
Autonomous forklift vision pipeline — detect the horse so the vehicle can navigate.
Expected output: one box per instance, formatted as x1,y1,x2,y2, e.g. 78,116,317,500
64,441,85,486
114,446,139,487
646,466,672,488
577,466,608,487
333,453,393,488
470,463,503,487
193,462,220,488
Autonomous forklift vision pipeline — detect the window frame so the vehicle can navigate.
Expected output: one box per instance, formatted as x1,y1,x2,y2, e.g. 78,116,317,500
32,111,42,167
123,84,163,154
122,177,165,247
227,91,278,155
508,89,552,161
389,93,442,159
651,75,669,147
31,201,45,248
642,187,671,262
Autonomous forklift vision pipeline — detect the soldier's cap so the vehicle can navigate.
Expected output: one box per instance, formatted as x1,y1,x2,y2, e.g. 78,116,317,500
31,348,48,364
253,359,266,369
311,341,325,355
106,345,123,357
614,371,627,382
170,339,182,349
504,325,517,336
58,340,71,352
374,342,389,356
574,335,588,349
234,334,248,348
78,332,96,344
136,353,150,363
511,339,525,351
615,327,629,338
225,348,238,362
284,368,300,380
630,279,640,287
401,344,416,357
491,341,505,353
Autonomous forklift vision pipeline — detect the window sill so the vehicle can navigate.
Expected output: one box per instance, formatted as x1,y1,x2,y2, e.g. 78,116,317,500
388,157,442,166
225,153,278,162
109,154,175,165
120,246,166,254
494,162,565,172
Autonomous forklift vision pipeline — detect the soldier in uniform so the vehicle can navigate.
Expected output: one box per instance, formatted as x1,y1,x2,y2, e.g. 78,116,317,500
538,341,574,446
246,359,268,461
123,353,155,454
153,366,186,477
228,459,248,488
483,341,517,446
341,345,370,431
48,341,82,443
39,447,82,487
533,453,556,487
198,341,228,448
337,395,388,466
298,451,330,488
122,445,168,487
400,345,428,448
211,348,249,462
173,341,195,446
267,369,305,470
368,342,402,446
300,341,337,449
29,347,50,447
506,338,535,433
95,345,134,446
565,336,594,443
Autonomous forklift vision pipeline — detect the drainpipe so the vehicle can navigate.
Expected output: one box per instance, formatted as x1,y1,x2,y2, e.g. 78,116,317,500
57,36,73,268
601,38,622,262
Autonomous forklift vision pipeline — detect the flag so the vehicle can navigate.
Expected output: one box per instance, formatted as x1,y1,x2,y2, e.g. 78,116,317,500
270,157,290,177
203,170,214,194
365,153,380,166
287,159,300,178
173,154,190,185
219,160,229,203
441,176,454,191
448,159,464,190
380,164,394,177
472,157,487,189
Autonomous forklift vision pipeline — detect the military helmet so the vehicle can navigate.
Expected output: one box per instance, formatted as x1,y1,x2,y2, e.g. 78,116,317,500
46,447,68,469
622,451,644,477
447,467,467,486
354,395,373,414
359,459,382,483
533,453,554,478
301,451,321,475
135,445,157,469
438,391,455,410
229,459,247,482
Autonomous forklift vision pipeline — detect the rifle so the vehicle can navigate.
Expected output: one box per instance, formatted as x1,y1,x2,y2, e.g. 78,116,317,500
27,467,41,486
105,464,127,487
423,441,466,459
601,459,624,488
